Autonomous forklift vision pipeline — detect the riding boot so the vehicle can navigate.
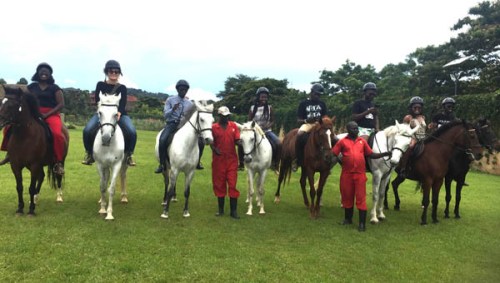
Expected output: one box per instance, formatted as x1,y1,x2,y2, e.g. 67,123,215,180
81,152,95,165
397,148,412,177
230,197,240,219
53,162,65,175
358,210,367,232
126,152,136,166
0,153,9,166
341,207,353,225
215,197,225,216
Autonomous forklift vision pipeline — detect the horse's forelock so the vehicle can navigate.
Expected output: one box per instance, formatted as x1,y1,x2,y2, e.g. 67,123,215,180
194,100,214,112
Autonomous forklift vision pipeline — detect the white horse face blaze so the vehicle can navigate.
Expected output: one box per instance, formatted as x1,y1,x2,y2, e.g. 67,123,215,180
198,112,214,144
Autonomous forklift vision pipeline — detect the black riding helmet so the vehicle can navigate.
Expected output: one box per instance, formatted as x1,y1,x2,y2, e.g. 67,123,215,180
36,62,53,74
442,97,456,106
311,83,324,95
32,62,55,83
409,96,424,107
103,60,122,75
256,86,269,96
176,79,190,89
363,82,377,91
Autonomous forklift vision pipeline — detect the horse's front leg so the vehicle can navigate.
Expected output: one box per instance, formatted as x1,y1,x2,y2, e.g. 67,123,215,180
161,170,178,219
431,179,443,224
105,164,122,220
257,170,268,215
120,165,129,203
246,170,255,216
307,171,317,218
391,174,405,211
98,166,110,215
183,171,194,218
370,175,382,224
34,170,45,204
300,171,309,208
420,182,431,225
28,172,40,216
13,169,24,215
161,169,170,205
444,175,453,218
454,179,465,219
314,173,329,218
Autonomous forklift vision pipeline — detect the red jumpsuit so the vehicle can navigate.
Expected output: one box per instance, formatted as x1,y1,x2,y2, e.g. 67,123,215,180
332,137,373,210
211,121,240,198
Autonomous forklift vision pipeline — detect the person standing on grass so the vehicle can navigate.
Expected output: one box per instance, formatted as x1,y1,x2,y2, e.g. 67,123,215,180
331,121,391,232
211,106,242,219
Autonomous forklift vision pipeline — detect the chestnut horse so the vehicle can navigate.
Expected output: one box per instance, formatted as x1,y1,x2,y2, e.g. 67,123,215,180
0,84,69,215
388,118,495,219
274,116,336,218
390,120,483,224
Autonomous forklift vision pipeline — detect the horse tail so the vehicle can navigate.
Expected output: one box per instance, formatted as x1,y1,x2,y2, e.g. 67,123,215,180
47,164,59,190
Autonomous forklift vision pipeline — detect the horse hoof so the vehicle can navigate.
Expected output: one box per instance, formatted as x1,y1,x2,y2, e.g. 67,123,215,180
16,212,24,216
420,222,427,225
259,211,266,215
121,198,129,203
377,217,385,221
171,197,178,202
394,206,400,211
183,212,190,218
105,215,114,220
432,219,439,224
444,215,450,219
274,197,280,204
455,215,461,219
370,219,379,224
160,213,169,219
56,196,63,203
99,209,106,214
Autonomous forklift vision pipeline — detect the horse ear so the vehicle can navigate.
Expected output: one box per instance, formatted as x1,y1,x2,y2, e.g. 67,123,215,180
235,122,243,131
331,116,336,123
251,120,256,128
395,120,400,126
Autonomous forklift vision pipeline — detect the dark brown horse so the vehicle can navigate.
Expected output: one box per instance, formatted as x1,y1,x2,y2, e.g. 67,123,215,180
390,120,483,224
388,118,496,219
0,84,69,215
274,116,337,218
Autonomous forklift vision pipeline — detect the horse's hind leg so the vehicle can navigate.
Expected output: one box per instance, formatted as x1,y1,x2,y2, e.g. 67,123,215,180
444,176,452,218
300,172,310,208
183,172,194,218
391,174,405,210
14,170,24,215
246,170,255,216
120,167,128,203
28,174,39,216
56,173,63,203
34,170,45,204
257,171,267,215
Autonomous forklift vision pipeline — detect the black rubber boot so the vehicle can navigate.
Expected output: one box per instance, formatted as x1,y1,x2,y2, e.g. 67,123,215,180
341,207,353,225
230,197,240,219
215,197,225,216
358,210,367,232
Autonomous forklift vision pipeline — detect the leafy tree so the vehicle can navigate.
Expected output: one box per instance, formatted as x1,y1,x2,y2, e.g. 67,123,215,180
17,78,28,85
0,78,6,84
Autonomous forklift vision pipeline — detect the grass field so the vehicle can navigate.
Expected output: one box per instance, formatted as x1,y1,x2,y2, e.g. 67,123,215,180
0,128,499,282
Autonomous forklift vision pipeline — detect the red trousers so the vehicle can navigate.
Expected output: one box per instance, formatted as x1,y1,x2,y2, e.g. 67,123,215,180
339,172,367,210
212,155,240,198
39,107,64,162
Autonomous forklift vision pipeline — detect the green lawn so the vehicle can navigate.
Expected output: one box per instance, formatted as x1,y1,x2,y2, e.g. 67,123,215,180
0,128,499,282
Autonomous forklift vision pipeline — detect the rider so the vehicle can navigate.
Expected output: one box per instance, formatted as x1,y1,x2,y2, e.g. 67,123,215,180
398,96,427,176
248,86,282,171
428,97,457,130
154,79,194,173
352,82,379,141
295,83,328,169
29,63,66,174
82,60,137,166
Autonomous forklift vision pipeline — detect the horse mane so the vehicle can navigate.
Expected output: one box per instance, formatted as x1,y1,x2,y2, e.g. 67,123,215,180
194,100,214,113
426,119,464,142
383,125,399,137
24,92,43,119
2,85,43,119
241,121,265,137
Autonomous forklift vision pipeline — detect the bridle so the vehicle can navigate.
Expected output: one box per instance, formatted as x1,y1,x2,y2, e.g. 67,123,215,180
428,123,482,160
98,103,119,144
241,127,264,156
187,110,213,137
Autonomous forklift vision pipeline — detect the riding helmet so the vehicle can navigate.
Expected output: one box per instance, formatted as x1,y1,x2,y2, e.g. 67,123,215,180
36,62,53,74
103,60,122,74
409,96,424,106
363,82,377,91
441,97,456,105
256,87,270,96
311,83,325,95
176,79,190,89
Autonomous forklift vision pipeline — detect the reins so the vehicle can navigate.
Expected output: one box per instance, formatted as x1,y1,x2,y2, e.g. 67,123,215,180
241,127,265,156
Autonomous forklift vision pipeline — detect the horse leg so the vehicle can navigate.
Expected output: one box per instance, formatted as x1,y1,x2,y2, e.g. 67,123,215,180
28,169,42,216
370,174,381,224
444,175,452,218
300,171,310,208
314,173,328,218
383,182,389,209
391,174,405,210
431,179,443,224
377,175,391,221
258,170,268,215
105,164,122,220
120,166,129,203
274,163,286,204
14,170,25,215
307,172,317,218
98,167,110,215
421,182,431,225
56,172,63,203
161,169,170,205
454,175,466,219
183,171,194,218
246,170,255,216
161,170,177,219
34,170,45,204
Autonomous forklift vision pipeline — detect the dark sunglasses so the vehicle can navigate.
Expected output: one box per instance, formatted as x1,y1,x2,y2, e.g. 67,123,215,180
108,69,120,75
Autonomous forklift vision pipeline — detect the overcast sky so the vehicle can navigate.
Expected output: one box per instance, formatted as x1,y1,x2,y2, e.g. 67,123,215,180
0,0,484,100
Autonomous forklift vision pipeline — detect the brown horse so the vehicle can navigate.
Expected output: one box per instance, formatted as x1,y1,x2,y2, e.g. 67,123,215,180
392,120,483,225
274,116,337,218
0,84,69,215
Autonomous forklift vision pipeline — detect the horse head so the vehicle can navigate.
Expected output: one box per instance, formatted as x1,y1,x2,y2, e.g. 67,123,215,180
462,120,484,161
474,118,498,154
238,120,266,163
309,116,334,164
0,84,32,128
193,100,214,145
97,92,121,146
388,120,420,165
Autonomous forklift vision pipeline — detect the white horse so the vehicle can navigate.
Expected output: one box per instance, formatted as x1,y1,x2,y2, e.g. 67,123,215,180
93,92,129,220
335,121,419,223
237,121,273,215
368,121,419,223
155,100,214,219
